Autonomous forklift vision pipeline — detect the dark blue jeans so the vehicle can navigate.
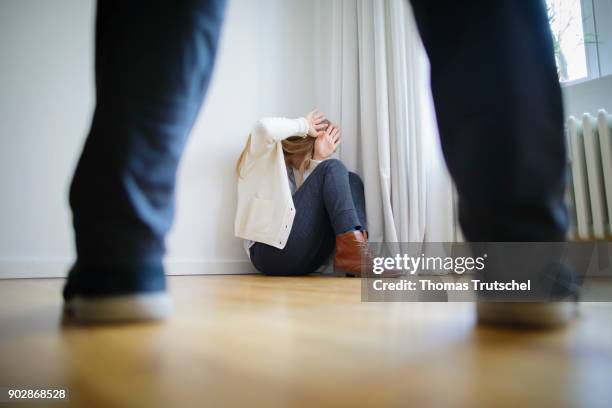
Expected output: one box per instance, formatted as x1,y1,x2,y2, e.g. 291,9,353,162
67,0,226,295
408,0,567,241
250,160,366,276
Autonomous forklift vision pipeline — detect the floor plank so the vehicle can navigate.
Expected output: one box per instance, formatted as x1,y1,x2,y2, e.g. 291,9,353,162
0,275,611,407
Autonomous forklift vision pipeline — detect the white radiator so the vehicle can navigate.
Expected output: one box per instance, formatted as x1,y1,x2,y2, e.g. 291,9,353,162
567,109,612,240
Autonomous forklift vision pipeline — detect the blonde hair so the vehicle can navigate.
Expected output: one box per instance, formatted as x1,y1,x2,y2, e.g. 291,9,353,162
235,135,315,183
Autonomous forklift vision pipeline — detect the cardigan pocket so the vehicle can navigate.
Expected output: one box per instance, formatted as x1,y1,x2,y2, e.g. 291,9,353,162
245,197,275,235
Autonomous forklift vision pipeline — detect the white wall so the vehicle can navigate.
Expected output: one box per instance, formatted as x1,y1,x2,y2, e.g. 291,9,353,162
0,0,315,278
167,0,315,274
0,0,95,278
562,74,612,118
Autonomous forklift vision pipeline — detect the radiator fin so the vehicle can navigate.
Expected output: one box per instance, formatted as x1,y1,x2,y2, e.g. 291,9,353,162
567,109,612,240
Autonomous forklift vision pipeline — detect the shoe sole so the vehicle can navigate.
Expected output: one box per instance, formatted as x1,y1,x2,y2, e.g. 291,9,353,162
477,302,577,328
64,292,171,324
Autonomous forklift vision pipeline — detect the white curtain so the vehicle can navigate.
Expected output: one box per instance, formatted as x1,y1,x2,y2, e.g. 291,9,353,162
314,0,456,243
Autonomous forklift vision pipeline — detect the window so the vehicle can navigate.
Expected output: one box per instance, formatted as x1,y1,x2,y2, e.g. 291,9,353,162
546,0,589,82
546,0,612,84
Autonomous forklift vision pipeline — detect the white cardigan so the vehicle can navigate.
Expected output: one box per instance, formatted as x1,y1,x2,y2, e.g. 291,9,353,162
235,117,315,249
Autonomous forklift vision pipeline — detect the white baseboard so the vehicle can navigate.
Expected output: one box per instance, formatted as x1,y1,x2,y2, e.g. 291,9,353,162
0,257,257,279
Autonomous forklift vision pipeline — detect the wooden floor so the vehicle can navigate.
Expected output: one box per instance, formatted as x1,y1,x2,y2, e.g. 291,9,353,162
1,275,611,407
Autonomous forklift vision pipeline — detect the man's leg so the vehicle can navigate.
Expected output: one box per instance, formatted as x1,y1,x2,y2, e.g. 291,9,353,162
65,0,226,323
408,1,575,325
409,0,566,240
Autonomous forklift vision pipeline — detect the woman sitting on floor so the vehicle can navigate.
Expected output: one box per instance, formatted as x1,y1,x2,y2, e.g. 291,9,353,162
234,110,392,277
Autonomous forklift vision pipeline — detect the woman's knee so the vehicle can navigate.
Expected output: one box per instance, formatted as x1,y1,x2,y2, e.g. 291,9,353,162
320,158,347,174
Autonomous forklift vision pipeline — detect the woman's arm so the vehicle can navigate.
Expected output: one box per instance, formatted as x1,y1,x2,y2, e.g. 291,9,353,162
254,117,309,143
253,110,328,145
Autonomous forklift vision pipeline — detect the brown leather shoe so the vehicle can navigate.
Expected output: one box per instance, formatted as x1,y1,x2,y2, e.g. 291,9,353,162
333,230,401,277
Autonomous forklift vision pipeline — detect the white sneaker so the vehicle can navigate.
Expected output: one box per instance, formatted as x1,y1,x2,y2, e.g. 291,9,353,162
64,293,171,324
63,263,171,324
